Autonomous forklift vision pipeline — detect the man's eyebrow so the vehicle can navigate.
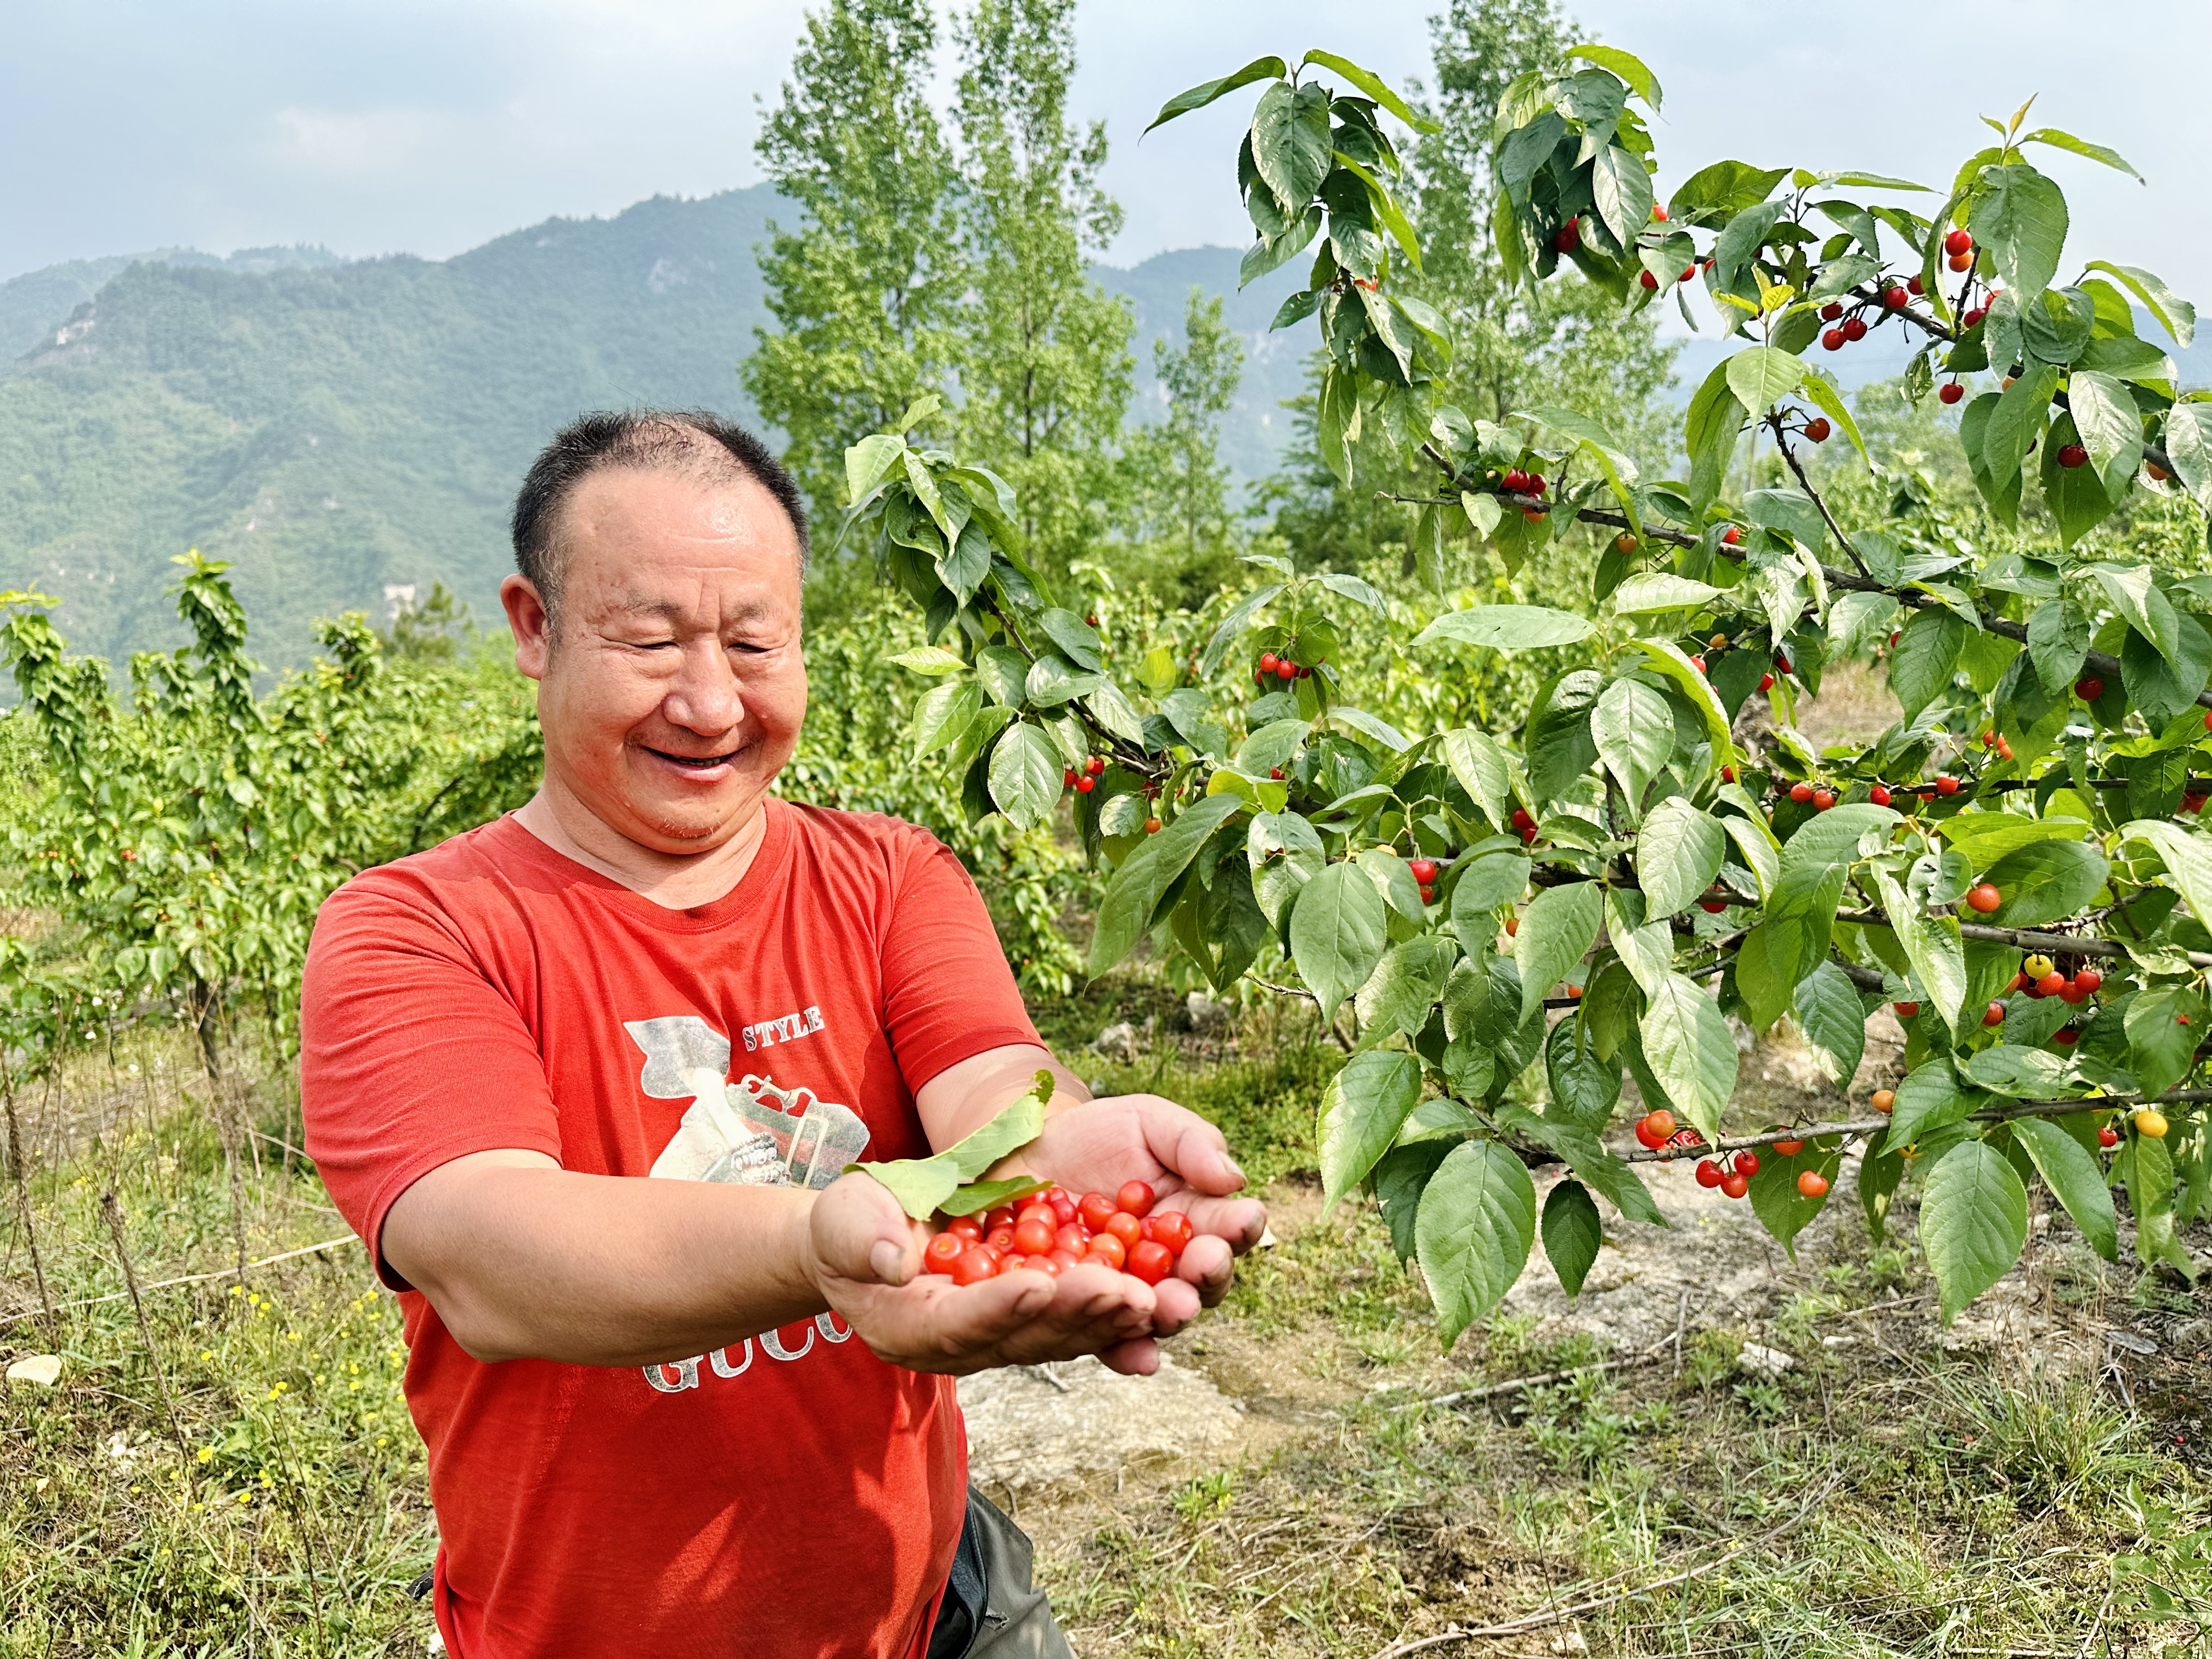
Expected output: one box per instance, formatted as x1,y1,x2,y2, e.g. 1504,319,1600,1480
611,596,780,624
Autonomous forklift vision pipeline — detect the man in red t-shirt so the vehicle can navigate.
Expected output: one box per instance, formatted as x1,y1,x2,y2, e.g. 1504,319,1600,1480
300,411,1266,1658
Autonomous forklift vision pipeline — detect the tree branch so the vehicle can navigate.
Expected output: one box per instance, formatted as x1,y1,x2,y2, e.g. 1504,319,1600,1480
1766,411,1869,578
1838,909,2212,969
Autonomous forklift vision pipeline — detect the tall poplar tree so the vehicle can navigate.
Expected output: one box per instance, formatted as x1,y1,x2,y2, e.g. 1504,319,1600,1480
744,0,963,522
1129,289,1243,597
951,0,1135,572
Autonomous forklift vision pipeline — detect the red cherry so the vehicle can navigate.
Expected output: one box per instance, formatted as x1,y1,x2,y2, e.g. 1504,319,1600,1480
1511,806,1535,831
1797,1170,1830,1198
1076,776,1095,793
1640,269,1659,290
947,1216,984,1243
1679,264,1696,283
1843,316,1869,341
1894,1001,1920,1018
1259,651,1278,673
1774,653,1792,673
1700,898,1728,913
1720,525,1742,546
1521,826,1537,844
1803,417,1831,443
1527,473,1546,496
1408,857,1438,884
1733,1150,1760,1177
1820,301,1844,321
924,1233,967,1274
1116,1180,1156,1218
1419,882,1437,904
1936,775,1960,795
1086,755,1105,776
2055,1029,2080,1046
1759,673,1775,692
1943,228,1972,257
1127,1240,1174,1284
2098,1126,2120,1148
1054,1222,1089,1256
1268,766,1285,780
1277,660,1297,680
1148,1211,1194,1256
1690,654,1707,673
1813,789,1836,811
1063,768,1077,787
985,1206,1017,1232
2057,443,2088,469
1145,816,1163,834
1077,1192,1119,1232
1983,1001,2006,1027
1961,306,1987,328
986,1225,1017,1254
1773,1139,1806,1156
1651,204,1670,222
1645,1110,1676,1139
1870,785,1891,806
1012,1217,1056,1256
951,1248,1000,1286
2037,972,2067,998
1821,328,1846,352
1554,218,1580,253
1722,765,1736,783
1695,1159,1724,1188
1502,468,1530,493
1635,1117,1667,1150
2074,969,2102,996
1720,1171,1750,1199
1882,286,1908,310
1939,381,1965,405
1966,883,2001,913
1790,782,1814,803
1908,274,1925,296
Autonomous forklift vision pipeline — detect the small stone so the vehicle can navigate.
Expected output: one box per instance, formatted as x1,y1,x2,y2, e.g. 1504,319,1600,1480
1185,992,1233,1035
1737,1341,1795,1377
6,1354,61,1386
1092,1022,1142,1065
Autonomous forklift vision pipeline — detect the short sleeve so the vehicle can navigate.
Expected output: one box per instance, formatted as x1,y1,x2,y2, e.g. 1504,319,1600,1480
300,877,563,1289
876,833,1043,1092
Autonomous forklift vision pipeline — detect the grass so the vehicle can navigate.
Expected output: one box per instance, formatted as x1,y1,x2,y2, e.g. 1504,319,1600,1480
4,1028,2209,1657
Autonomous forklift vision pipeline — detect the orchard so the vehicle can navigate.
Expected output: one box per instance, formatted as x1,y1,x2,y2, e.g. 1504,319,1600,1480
850,42,2210,1338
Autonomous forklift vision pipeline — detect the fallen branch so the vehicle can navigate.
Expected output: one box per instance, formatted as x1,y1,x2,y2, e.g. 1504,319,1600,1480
0,1233,363,1328
1402,1343,1668,1411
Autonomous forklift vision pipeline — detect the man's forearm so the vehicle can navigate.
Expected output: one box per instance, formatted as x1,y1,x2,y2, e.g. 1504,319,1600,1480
385,1159,825,1367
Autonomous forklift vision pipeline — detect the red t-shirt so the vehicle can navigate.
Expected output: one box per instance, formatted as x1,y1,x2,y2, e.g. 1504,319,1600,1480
300,800,1042,1659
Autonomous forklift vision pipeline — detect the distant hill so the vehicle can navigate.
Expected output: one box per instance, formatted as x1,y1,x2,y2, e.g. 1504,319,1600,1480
0,189,1308,669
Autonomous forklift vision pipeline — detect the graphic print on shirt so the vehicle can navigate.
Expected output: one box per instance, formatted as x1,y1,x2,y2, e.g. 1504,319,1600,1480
622,1015,870,1395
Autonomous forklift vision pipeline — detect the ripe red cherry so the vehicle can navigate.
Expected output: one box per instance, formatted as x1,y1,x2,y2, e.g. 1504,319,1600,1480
1145,816,1163,834
1085,1232,1127,1270
1651,204,1669,222
2037,972,2067,998
2074,676,2103,700
1063,768,1077,787
2098,1125,2120,1148
1147,1211,1194,1256
1843,316,1869,341
1690,654,1707,673
2074,969,2102,996
1759,672,1775,692
1277,660,1297,679
1813,789,1836,811
1012,1217,1056,1256
1634,1116,1667,1149
1722,765,1736,783
1983,1001,2006,1027
1943,228,1973,257
1773,1138,1805,1156
1053,1222,1089,1256
1733,1150,1760,1177
1695,1159,1724,1188
1939,381,1965,405
1526,473,1546,495
1259,651,1278,673
1521,826,1537,844
1894,1001,1920,1018
2010,972,2029,993
1821,328,1846,352
2057,443,2089,469
1554,218,1580,252
1966,883,2001,913
2205,709,2212,731
950,1248,1000,1286
1645,1110,1676,1139
2055,1028,2079,1046
1116,1180,1156,1218
924,1232,968,1274
1077,1191,1119,1232
1908,274,1925,296
1720,1171,1750,1199
1774,653,1791,673
1086,755,1104,776
1075,776,1095,793
1127,1240,1173,1284
1936,775,1960,795
1679,264,1696,283
1882,286,1908,311
1820,301,1844,321
986,1224,1017,1253
947,1215,984,1243
1797,1170,1830,1198
985,1206,1017,1232
1419,882,1437,904
1803,417,1831,443
1790,782,1814,803
1640,269,1659,290
1408,857,1438,883
1511,806,1535,830
1720,525,1743,546
1961,306,1987,328
1700,898,1728,913
1870,785,1891,806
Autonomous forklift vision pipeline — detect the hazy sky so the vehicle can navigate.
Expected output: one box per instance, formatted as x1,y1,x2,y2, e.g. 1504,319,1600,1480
3,0,2207,306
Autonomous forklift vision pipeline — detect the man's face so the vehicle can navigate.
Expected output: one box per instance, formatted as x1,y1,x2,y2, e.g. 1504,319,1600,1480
501,465,807,856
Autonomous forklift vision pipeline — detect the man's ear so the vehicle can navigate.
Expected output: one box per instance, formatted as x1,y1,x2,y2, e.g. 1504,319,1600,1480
501,575,551,681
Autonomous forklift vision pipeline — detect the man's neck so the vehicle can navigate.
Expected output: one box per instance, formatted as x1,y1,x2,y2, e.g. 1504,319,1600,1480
512,783,771,910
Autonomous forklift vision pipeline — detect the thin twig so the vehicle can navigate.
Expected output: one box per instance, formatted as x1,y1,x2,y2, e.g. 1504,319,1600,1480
2,1056,49,1327
1367,1545,1747,1657
1410,1342,1669,1410
1767,414,1869,578
100,1190,189,1458
0,1233,363,1328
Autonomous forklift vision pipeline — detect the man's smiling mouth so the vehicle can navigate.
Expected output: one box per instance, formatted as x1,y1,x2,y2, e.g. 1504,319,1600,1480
645,746,742,771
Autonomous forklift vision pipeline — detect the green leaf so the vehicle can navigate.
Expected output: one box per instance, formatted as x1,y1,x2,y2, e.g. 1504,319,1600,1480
2117,819,2212,935
912,679,982,761
1300,49,1438,133
1199,584,1284,674
1591,676,1673,809
1544,1017,1621,1131
1637,798,1728,917
1416,1139,1538,1347
851,1074,1051,1218
1248,810,1325,927
1799,369,1868,466
936,1175,1051,1217
890,644,966,676
1887,1059,1973,1150
1023,654,1102,706
1088,795,1245,977
1611,574,1724,614
1514,879,1602,1026
1356,935,1457,1050
2087,562,2182,667
1318,1050,1423,1206
1888,607,1967,721
1440,728,1511,827
1375,1140,1453,1264
1290,860,1390,1021
1920,1140,2029,1322
2124,986,2204,1099
1541,1180,1604,1297
2068,369,2145,495
1514,406,1644,543
2010,1115,2118,1261
1872,867,1968,1033
1639,971,1737,1146
1563,43,1662,109
1980,839,2111,926
2084,260,2195,348
1747,1138,1841,1257
1146,55,1289,133
1632,638,1736,761
2025,598,2092,694
1251,80,1333,209
1725,346,1804,415
844,432,907,507
1684,357,1745,510
1412,605,1595,652
1792,961,1866,1086
1448,851,1531,950
1969,163,2069,300
2019,127,2140,180
1934,811,2090,872
987,723,1064,832
1957,1045,2074,1098
1328,707,1413,753
2164,404,2212,510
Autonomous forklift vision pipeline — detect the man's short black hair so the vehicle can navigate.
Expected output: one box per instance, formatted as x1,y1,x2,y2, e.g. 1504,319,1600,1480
510,410,809,624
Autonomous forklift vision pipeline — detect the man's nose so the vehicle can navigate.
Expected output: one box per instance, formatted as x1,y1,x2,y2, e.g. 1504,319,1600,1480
663,640,744,733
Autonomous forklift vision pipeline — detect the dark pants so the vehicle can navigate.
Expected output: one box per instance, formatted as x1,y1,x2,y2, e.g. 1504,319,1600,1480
926,1488,1074,1659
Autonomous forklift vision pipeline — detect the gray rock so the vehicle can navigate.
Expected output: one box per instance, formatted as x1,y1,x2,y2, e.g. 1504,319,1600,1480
1185,992,1233,1035
958,1356,1244,1495
1092,1022,1142,1065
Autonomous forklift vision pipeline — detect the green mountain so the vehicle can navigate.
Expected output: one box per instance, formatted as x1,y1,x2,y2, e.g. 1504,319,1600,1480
0,187,1306,669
